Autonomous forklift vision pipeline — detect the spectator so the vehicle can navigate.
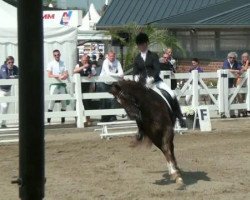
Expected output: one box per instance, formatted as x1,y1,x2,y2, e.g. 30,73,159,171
74,55,96,126
237,52,250,117
97,53,104,67
99,51,124,122
0,56,18,128
164,48,177,71
91,55,98,67
159,52,177,89
222,52,242,118
185,58,203,105
89,54,99,92
239,52,250,72
47,49,69,124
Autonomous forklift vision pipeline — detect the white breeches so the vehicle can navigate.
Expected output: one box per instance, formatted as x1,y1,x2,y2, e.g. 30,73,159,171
0,89,11,125
150,81,176,111
154,81,176,98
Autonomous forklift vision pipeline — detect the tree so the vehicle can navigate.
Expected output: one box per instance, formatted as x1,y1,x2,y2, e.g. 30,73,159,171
108,23,186,71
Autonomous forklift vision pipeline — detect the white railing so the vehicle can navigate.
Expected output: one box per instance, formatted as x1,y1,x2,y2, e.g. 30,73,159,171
0,69,250,128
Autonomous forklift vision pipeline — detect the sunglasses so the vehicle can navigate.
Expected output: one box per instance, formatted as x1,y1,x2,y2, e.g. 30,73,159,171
54,54,60,57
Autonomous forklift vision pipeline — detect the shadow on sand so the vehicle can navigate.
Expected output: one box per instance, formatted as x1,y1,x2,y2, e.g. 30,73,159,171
153,170,210,186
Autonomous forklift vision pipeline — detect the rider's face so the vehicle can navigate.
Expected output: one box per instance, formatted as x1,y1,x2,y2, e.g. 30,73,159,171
137,42,148,53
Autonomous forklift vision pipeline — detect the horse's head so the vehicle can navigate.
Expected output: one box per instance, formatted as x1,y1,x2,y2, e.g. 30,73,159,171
110,80,142,120
110,81,136,106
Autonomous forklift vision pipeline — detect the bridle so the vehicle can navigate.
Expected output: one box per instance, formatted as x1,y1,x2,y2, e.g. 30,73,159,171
115,88,141,120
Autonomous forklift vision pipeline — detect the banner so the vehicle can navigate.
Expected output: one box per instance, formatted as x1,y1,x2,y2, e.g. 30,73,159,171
43,10,82,27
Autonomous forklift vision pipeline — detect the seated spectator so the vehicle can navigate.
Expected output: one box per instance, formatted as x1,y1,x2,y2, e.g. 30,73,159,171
185,58,203,105
99,51,124,122
221,52,242,118
0,56,19,128
74,55,96,126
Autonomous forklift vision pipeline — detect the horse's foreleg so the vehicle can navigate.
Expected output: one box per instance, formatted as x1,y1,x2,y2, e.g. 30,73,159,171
161,129,184,187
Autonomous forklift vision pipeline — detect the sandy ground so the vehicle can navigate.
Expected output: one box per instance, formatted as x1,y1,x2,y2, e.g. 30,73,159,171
0,118,250,200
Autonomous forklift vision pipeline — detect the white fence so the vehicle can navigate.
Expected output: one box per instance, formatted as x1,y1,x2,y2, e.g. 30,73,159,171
0,69,250,128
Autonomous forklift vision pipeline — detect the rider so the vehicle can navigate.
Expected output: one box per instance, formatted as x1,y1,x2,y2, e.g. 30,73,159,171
133,32,186,139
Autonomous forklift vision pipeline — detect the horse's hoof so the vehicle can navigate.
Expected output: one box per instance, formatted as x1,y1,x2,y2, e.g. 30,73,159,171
129,140,140,148
176,183,186,190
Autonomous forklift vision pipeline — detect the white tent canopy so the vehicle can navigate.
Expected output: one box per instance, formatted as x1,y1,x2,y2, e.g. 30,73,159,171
78,3,101,31
77,3,110,42
0,0,77,74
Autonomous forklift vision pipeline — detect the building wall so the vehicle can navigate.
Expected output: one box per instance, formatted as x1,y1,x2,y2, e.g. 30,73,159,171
174,29,250,60
176,60,223,73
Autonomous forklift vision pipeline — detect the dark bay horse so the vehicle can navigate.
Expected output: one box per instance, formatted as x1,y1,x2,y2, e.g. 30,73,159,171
109,80,184,188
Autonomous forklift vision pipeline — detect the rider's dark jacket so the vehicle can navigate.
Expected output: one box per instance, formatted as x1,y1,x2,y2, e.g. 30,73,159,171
133,50,162,84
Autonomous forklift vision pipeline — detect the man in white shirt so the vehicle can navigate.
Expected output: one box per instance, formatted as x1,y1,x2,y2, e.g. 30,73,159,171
99,51,124,122
46,49,69,124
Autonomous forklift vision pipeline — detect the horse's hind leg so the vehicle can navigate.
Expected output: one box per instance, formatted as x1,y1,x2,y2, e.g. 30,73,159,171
161,128,184,188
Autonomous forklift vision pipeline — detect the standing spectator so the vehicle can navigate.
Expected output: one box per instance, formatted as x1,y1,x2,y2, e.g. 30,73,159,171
237,52,250,117
159,52,177,89
99,51,124,122
74,55,96,126
0,56,18,128
47,49,69,124
185,58,203,105
91,55,98,67
222,52,242,118
89,55,99,92
97,53,104,67
165,48,177,71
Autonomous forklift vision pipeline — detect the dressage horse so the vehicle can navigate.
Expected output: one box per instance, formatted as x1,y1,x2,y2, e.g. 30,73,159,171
110,80,184,188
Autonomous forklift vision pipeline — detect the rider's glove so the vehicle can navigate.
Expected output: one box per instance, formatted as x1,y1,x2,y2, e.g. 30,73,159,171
134,75,140,82
146,76,154,88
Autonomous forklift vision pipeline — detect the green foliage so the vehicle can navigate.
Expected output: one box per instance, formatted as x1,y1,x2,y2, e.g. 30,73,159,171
108,23,186,71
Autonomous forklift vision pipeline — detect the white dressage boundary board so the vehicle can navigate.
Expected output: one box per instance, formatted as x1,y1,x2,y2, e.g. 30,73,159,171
197,105,212,132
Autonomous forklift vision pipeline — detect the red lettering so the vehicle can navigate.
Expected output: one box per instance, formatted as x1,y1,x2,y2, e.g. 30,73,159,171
43,14,55,20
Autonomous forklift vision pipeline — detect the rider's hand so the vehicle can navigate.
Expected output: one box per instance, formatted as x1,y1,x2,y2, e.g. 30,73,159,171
146,76,154,88
134,75,140,82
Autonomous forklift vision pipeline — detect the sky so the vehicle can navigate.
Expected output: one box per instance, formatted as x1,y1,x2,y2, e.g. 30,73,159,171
57,0,108,10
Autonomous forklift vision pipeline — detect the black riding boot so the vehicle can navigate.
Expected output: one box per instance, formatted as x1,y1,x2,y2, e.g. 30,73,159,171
47,109,52,123
158,89,186,128
61,109,66,124
172,97,186,128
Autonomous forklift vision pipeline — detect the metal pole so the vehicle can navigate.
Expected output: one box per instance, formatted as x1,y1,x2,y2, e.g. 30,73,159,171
16,0,45,199
120,45,124,68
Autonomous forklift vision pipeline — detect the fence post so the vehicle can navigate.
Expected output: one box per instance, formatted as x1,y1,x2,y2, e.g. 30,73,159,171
191,70,199,108
74,74,84,128
246,69,250,111
218,69,229,116
161,71,171,88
